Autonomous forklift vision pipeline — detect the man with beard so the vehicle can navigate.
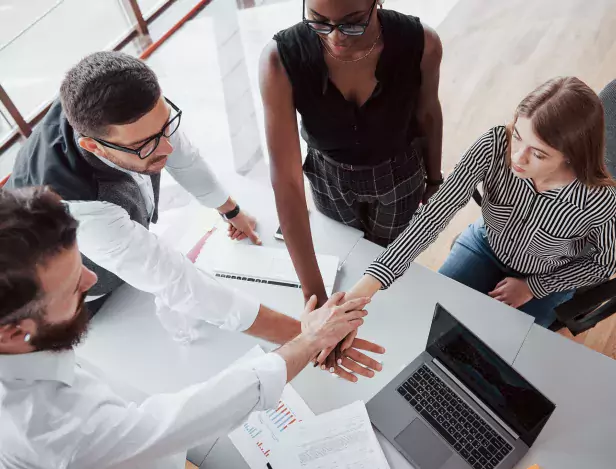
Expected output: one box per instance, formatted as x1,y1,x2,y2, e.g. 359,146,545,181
0,186,371,468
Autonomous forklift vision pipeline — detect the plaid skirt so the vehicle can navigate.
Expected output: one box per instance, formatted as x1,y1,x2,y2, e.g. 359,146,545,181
303,144,425,247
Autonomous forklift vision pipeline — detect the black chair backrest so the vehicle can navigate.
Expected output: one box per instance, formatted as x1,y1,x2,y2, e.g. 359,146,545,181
600,79,616,178
555,79,616,335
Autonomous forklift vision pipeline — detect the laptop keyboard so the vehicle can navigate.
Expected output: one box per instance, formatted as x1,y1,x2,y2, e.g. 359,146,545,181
215,273,301,288
397,365,513,469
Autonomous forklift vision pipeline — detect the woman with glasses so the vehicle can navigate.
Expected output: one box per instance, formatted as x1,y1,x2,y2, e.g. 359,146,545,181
260,0,444,306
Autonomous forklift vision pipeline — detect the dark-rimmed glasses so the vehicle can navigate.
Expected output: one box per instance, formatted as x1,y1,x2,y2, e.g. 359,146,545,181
89,97,182,159
302,0,377,36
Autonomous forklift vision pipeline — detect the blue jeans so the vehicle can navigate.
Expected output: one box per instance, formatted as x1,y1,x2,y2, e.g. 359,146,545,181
438,219,574,327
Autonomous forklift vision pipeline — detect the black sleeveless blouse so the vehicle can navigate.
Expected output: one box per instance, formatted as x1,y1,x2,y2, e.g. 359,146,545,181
273,9,424,166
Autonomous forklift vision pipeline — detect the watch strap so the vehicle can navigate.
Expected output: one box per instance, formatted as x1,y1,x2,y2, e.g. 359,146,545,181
221,204,241,221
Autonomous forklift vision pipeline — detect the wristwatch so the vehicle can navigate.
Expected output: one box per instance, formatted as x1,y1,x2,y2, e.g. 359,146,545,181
220,204,241,221
425,171,444,186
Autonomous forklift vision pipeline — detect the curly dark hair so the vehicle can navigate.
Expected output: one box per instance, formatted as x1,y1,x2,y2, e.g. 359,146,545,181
0,186,78,325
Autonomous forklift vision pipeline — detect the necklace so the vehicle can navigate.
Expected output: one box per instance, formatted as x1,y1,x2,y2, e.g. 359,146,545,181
320,28,383,63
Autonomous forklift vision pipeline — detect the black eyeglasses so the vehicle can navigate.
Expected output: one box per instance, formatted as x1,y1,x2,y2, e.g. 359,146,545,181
90,97,182,160
302,0,377,36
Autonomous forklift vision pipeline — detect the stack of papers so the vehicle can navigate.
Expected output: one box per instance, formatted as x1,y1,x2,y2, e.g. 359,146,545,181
229,346,389,469
278,400,391,469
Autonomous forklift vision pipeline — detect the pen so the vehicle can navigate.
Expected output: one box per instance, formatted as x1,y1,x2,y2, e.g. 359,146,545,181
267,463,273,469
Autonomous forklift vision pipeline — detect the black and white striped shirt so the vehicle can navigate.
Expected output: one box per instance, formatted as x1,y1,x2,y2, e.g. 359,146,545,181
366,126,616,298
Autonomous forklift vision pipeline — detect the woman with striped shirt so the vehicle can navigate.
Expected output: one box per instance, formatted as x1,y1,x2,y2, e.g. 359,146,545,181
348,77,616,327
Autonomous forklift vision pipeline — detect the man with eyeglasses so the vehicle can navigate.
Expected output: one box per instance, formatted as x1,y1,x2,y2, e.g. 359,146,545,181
7,51,384,381
7,50,264,314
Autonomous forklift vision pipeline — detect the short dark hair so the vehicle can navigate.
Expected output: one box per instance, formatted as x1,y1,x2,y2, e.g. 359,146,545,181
0,187,78,325
60,51,162,137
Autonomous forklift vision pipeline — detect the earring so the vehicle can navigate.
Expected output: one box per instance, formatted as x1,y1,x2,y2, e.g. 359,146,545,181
24,333,31,343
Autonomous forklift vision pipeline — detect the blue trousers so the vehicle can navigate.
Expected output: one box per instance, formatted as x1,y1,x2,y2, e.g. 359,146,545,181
438,219,574,327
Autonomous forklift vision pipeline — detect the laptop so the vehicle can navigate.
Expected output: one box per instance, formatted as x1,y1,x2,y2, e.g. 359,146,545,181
197,242,339,296
367,304,555,469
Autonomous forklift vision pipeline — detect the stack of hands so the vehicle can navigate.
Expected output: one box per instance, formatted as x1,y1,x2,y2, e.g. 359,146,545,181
223,209,386,384
226,209,535,384
303,292,384,383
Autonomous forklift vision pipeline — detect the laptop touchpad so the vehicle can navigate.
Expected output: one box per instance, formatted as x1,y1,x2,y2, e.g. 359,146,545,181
394,418,452,469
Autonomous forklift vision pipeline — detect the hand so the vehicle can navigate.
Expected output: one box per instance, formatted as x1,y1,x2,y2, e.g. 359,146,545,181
315,329,357,371
274,294,369,383
318,336,385,382
422,183,440,204
332,338,385,382
314,285,379,372
226,210,261,245
488,277,534,308
301,293,370,351
304,291,329,308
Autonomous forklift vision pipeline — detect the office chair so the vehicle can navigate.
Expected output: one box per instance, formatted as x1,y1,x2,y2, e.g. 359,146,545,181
552,79,616,335
457,79,616,335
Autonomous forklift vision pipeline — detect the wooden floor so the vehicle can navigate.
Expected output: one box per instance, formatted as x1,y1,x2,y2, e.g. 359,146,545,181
558,314,616,359
414,0,616,358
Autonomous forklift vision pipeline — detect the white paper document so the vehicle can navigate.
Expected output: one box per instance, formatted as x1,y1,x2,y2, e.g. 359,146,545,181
279,400,391,469
229,346,315,469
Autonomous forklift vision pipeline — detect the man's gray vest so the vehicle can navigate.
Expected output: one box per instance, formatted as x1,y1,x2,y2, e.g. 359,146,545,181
7,100,161,297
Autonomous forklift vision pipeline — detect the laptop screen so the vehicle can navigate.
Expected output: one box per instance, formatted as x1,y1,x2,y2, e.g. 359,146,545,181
426,304,555,446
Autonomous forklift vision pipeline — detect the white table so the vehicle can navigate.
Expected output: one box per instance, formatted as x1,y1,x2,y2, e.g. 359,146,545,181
200,238,537,469
196,243,616,469
76,172,537,467
510,325,616,469
218,171,366,260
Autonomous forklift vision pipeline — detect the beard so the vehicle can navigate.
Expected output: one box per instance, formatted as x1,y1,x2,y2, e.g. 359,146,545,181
30,293,91,352
141,155,168,175
105,152,168,175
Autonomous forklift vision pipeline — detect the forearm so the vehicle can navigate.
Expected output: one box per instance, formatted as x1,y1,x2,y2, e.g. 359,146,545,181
216,196,236,214
273,181,327,304
275,333,321,381
347,275,383,301
527,221,616,298
366,128,497,289
72,354,287,467
245,304,302,345
419,101,443,180
70,201,264,332
528,259,613,298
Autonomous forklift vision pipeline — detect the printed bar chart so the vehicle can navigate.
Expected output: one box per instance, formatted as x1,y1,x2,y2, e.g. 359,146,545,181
265,401,299,432
243,423,262,440
231,384,313,466
229,346,314,468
